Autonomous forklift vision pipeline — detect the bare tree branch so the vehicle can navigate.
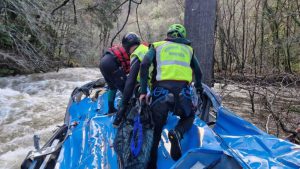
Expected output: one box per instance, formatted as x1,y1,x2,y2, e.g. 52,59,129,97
51,0,71,15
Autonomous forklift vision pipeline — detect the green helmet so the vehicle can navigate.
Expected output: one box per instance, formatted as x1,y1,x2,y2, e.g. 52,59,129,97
167,24,187,38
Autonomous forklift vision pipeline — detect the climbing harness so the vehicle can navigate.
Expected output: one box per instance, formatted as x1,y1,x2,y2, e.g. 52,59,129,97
152,87,169,97
180,86,192,100
150,87,170,106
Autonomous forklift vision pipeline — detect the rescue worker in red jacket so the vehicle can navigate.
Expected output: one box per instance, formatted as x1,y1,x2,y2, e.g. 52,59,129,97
99,45,130,115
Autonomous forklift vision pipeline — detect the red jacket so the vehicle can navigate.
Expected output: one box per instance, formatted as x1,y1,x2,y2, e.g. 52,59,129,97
108,45,130,74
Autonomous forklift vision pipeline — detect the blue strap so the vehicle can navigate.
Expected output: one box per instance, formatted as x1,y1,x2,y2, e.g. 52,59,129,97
130,115,143,157
181,86,192,99
150,87,170,106
152,87,169,97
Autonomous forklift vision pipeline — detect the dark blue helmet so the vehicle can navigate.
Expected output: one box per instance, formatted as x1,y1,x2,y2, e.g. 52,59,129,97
122,32,141,53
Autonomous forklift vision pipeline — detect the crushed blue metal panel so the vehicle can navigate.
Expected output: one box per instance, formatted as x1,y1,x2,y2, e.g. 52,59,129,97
55,87,300,169
56,93,118,169
171,148,242,169
214,107,266,136
214,107,300,168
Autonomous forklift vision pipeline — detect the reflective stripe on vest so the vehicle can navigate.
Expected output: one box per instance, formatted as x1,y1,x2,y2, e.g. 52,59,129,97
154,41,193,83
129,44,151,82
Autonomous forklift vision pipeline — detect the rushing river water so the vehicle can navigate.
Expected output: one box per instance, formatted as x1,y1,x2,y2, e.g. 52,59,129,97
0,68,102,169
0,68,299,169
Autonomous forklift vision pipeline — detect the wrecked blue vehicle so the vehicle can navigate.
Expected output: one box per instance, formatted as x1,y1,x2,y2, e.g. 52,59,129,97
21,81,300,169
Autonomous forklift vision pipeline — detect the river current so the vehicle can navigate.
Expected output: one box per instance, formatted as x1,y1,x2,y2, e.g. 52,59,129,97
0,67,299,169
0,68,102,169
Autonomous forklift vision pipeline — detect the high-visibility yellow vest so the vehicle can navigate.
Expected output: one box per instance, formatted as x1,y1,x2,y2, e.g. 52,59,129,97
153,41,193,83
130,44,152,82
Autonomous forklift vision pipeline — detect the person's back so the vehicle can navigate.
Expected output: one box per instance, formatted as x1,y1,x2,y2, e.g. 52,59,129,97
139,24,204,169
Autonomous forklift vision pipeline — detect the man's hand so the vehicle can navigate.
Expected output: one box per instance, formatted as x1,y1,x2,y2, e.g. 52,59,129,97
139,94,146,103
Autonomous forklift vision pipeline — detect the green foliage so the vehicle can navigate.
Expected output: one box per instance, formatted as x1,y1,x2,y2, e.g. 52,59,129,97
120,0,184,43
215,0,300,75
0,26,13,48
85,0,120,29
0,0,123,74
291,62,300,73
289,106,300,114
0,68,15,77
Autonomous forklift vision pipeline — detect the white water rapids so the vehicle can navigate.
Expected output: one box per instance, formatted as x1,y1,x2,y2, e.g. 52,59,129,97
0,67,252,169
0,67,298,169
0,68,101,169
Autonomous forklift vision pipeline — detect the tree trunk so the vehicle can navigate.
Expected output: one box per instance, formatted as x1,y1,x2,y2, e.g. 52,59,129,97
260,0,266,74
241,0,246,74
184,0,217,86
285,0,292,73
253,0,261,78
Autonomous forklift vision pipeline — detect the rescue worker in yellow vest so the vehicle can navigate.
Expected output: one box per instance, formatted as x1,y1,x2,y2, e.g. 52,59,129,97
139,24,204,168
112,32,149,127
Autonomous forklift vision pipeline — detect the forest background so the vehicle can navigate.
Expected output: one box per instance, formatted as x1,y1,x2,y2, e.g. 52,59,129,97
0,0,299,140
1,0,299,76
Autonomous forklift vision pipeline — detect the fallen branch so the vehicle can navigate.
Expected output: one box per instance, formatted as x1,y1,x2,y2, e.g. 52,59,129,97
285,127,300,144
264,94,297,136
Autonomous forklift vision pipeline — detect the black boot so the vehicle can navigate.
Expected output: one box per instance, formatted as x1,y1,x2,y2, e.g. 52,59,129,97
168,129,182,161
106,108,117,116
112,115,123,128
105,101,117,116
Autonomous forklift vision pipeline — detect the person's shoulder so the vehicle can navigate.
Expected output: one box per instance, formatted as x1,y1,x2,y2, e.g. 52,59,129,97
103,50,114,57
174,38,191,46
152,41,167,48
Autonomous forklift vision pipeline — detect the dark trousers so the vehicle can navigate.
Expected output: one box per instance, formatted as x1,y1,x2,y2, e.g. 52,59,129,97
147,82,195,169
99,54,127,93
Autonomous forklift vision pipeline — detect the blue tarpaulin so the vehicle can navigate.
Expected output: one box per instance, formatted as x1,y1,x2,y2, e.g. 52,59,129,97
55,87,300,169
